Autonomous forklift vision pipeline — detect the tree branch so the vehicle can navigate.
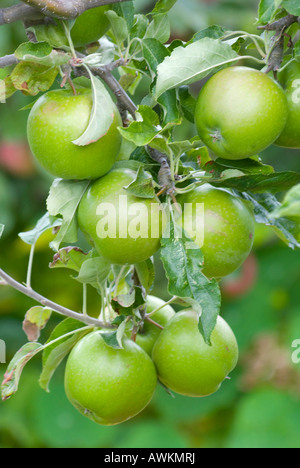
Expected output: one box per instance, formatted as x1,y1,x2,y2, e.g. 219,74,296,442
258,14,300,74
258,15,300,33
93,67,138,120
147,147,175,197
0,3,41,25
73,57,138,119
0,268,115,329
0,54,19,68
0,0,130,24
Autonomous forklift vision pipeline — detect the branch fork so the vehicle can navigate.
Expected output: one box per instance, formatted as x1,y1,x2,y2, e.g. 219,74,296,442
258,14,300,73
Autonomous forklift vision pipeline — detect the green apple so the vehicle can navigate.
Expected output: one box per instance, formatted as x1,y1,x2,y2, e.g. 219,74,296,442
195,66,288,160
78,167,166,264
177,184,255,278
135,296,176,356
27,88,122,180
152,310,239,397
64,331,157,426
275,60,300,149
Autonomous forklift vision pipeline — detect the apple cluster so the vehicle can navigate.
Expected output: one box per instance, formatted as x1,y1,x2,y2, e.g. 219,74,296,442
25,46,299,424
64,296,238,425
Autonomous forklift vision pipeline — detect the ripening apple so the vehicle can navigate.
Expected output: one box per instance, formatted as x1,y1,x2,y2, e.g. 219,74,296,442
152,310,239,397
27,88,122,180
195,66,288,160
135,296,176,356
78,167,166,264
177,184,255,278
64,331,157,425
275,60,300,149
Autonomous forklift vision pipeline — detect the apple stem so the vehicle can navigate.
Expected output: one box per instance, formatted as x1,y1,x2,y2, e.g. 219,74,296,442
68,77,78,96
145,316,164,330
130,325,138,342
147,296,178,318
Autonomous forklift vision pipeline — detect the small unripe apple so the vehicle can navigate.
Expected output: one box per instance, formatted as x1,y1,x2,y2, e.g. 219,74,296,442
135,296,176,356
177,184,255,278
195,66,288,160
78,167,166,264
27,88,122,180
64,331,157,426
275,60,300,149
152,311,238,397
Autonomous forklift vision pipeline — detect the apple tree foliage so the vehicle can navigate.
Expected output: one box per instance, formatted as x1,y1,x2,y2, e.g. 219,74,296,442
0,0,299,405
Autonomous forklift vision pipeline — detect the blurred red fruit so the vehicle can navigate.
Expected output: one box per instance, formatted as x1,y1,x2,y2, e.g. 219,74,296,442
221,254,258,299
0,141,36,177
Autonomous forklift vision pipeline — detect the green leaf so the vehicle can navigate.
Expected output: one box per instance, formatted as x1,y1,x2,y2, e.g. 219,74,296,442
271,184,300,218
72,70,115,147
282,0,300,16
258,0,282,23
293,41,300,60
15,41,70,67
112,285,146,317
229,36,246,53
209,171,300,194
118,105,160,146
205,157,274,177
124,166,156,198
130,146,158,168
22,306,52,342
39,319,89,392
152,0,178,14
142,38,169,79
105,10,128,46
10,61,58,96
112,315,127,326
27,22,68,49
116,320,127,348
97,37,116,65
204,159,300,194
15,40,51,58
119,67,142,95
0,225,4,239
178,86,197,123
0,75,16,101
190,25,228,42
112,1,135,30
50,247,90,272
181,146,210,171
134,258,155,293
47,179,90,251
75,256,111,288
160,219,221,343
170,138,204,161
241,192,300,249
101,331,123,349
145,14,170,44
158,89,181,126
113,290,135,310
2,342,43,400
130,14,149,40
155,38,239,98
19,212,61,246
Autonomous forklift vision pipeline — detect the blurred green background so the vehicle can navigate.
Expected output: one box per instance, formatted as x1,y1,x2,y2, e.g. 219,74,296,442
0,0,300,449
